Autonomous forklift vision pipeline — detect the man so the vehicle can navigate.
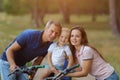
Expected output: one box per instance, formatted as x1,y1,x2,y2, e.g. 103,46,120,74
0,20,62,80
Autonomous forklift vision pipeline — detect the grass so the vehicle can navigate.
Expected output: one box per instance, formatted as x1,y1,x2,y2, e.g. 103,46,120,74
0,13,120,79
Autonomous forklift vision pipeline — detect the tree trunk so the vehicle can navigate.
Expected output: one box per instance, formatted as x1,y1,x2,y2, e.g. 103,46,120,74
31,0,45,28
91,0,97,22
32,0,39,28
60,7,70,24
91,9,96,22
58,1,70,24
109,0,120,37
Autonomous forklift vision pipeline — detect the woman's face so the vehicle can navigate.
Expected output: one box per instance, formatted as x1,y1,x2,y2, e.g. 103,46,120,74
70,29,82,46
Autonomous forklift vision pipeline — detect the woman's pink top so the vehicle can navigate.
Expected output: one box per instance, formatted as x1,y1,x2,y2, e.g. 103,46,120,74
76,45,114,80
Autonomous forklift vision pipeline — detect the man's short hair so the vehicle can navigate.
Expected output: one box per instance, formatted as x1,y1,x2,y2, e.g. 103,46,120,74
45,20,62,28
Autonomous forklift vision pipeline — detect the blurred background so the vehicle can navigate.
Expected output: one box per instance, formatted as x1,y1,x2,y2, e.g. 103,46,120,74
0,0,120,80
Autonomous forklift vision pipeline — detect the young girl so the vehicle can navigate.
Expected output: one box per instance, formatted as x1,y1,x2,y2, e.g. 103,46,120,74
67,26,119,80
40,28,73,80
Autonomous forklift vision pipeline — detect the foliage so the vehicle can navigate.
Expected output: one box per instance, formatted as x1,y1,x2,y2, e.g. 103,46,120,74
0,0,3,11
68,0,109,14
2,0,109,15
3,0,30,15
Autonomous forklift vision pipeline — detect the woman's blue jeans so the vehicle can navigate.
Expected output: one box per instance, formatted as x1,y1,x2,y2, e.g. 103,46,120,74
96,71,119,80
0,59,28,80
104,71,119,80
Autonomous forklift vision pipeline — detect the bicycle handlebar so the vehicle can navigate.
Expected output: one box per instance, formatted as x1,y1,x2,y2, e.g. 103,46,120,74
8,65,45,77
62,64,80,75
28,65,45,70
44,64,80,80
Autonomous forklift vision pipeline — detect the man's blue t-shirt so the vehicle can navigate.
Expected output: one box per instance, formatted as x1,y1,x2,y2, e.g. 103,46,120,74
1,29,52,66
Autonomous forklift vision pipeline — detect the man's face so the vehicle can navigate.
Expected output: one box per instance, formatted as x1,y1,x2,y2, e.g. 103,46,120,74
45,24,61,42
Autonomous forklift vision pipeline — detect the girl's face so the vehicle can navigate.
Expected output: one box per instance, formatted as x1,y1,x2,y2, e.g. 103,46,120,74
70,29,82,46
58,31,69,46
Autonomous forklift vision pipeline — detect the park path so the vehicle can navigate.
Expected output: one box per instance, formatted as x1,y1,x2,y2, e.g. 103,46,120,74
33,57,95,80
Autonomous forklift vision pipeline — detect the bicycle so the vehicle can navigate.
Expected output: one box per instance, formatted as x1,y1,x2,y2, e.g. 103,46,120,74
44,64,80,80
8,65,45,80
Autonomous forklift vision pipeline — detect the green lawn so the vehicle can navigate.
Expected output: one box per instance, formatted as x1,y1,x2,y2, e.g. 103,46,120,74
0,13,120,79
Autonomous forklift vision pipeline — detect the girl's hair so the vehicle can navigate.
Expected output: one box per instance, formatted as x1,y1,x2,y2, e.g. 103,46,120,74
69,25,106,62
62,27,70,33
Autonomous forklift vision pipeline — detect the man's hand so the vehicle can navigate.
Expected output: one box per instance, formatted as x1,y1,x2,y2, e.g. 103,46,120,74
9,64,19,73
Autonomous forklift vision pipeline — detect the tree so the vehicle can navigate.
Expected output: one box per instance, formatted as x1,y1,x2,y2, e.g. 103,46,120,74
0,0,3,11
3,0,29,15
3,0,47,27
57,0,73,23
2,0,110,26
109,0,120,37
30,0,47,28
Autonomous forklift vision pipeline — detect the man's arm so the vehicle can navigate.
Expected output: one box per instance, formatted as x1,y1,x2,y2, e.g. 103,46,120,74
6,41,21,72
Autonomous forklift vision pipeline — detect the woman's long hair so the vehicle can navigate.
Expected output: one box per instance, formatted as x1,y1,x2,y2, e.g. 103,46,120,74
69,26,106,62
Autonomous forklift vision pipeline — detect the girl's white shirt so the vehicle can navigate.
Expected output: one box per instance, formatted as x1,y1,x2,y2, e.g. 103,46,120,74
48,42,72,66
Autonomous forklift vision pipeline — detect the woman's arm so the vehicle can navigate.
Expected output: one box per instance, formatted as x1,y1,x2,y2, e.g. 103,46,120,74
67,59,92,77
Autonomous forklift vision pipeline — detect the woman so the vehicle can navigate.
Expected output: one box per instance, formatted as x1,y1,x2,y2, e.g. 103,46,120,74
67,26,119,80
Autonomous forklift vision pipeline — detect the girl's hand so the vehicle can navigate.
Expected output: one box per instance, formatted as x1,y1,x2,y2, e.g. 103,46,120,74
50,67,59,74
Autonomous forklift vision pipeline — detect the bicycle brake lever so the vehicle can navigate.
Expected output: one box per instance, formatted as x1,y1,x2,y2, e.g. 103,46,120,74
8,68,21,76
